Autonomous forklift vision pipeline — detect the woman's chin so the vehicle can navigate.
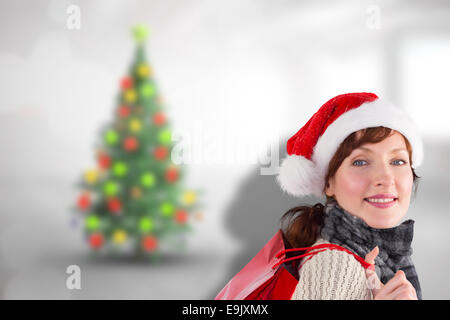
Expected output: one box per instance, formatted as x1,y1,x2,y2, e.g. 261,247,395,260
363,212,405,229
361,201,406,228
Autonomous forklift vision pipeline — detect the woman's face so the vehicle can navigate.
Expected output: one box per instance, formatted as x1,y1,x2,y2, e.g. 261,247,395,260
325,131,414,229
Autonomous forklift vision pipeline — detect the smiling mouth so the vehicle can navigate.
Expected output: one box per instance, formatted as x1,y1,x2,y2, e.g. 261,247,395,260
364,197,398,208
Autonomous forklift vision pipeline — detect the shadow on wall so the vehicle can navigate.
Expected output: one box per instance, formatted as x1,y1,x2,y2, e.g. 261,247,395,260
207,137,324,299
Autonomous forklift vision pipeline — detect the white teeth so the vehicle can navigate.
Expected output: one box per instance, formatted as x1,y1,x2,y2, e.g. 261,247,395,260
366,198,396,203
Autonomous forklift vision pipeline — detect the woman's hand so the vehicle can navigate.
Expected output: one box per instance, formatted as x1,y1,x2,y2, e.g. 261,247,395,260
365,246,417,300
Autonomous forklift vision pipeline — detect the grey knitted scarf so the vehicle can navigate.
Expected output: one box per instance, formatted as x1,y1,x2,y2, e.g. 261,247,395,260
320,198,422,300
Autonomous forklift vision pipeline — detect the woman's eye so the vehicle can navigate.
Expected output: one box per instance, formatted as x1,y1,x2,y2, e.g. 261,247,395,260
352,160,367,166
392,159,407,165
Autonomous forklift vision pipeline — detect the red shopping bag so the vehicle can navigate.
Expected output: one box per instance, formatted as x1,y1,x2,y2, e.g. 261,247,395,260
215,229,372,300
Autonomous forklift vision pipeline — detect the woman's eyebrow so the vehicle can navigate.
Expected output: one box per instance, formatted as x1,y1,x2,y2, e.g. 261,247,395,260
356,147,408,154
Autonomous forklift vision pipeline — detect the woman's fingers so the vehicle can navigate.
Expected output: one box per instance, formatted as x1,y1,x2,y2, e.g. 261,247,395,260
365,246,379,265
364,246,383,297
380,270,408,294
393,285,417,300
364,247,417,300
380,270,418,300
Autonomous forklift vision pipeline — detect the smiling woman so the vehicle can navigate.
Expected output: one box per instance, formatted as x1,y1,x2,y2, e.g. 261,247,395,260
277,92,423,300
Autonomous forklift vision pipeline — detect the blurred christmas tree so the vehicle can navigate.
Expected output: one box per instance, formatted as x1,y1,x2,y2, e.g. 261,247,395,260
73,25,202,259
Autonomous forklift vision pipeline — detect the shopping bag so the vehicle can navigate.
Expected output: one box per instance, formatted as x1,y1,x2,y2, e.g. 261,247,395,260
215,229,372,300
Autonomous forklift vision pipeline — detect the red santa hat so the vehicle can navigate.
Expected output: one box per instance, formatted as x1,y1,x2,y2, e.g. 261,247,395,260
277,92,423,197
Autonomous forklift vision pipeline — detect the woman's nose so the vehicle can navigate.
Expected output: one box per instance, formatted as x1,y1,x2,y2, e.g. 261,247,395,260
372,165,395,186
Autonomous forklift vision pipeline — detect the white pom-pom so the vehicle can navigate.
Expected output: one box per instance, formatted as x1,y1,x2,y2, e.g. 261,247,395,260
276,155,323,197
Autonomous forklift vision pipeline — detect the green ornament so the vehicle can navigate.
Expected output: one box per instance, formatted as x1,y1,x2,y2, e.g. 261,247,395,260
140,172,156,188
105,129,119,145
140,82,156,98
85,215,100,231
103,181,119,196
139,217,154,232
113,161,128,177
160,202,174,217
158,129,171,145
132,24,150,44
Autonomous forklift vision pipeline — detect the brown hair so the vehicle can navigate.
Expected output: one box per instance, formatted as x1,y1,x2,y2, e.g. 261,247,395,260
280,126,420,249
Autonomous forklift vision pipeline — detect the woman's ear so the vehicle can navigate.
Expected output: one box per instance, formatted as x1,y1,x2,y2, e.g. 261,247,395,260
325,179,334,197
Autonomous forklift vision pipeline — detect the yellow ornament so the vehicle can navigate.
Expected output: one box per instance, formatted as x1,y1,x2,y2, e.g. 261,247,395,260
182,191,197,206
129,119,142,132
112,229,127,244
124,89,137,103
137,64,151,78
84,169,99,185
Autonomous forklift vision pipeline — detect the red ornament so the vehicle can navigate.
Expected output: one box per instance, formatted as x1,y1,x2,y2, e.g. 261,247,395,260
77,192,91,211
89,233,104,249
118,105,131,118
107,197,122,214
97,152,111,170
123,136,139,152
175,209,188,224
153,112,166,126
142,235,158,252
165,166,179,183
154,146,168,161
120,76,133,90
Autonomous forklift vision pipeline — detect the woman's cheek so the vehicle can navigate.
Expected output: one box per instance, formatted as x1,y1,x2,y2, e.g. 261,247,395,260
339,170,369,196
397,169,414,198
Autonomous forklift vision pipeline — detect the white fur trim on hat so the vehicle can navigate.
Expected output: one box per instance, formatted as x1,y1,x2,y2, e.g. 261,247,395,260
276,155,323,197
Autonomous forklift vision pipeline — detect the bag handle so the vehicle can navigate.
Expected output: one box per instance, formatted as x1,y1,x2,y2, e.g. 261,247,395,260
272,243,373,270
